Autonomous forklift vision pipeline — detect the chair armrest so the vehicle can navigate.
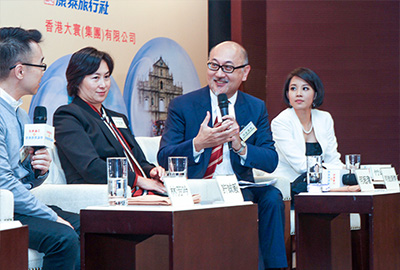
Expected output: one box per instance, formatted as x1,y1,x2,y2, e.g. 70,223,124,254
0,189,14,221
187,179,223,204
31,184,109,214
253,169,291,201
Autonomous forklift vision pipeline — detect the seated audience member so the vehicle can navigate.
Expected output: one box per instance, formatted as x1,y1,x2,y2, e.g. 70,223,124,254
0,27,80,269
158,41,287,270
271,67,359,207
53,47,166,196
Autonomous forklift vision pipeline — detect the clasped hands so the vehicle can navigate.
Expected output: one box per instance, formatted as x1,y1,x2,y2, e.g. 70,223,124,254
193,111,243,153
137,166,167,194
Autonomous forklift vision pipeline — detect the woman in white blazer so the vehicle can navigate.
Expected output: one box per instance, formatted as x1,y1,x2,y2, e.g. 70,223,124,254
271,67,358,206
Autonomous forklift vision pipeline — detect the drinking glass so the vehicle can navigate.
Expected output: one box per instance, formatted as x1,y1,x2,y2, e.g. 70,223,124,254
345,154,361,174
307,155,323,193
107,157,128,206
168,156,188,178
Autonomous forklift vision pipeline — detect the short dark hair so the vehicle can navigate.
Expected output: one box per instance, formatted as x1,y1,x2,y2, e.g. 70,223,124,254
0,27,42,80
282,67,325,108
66,47,114,97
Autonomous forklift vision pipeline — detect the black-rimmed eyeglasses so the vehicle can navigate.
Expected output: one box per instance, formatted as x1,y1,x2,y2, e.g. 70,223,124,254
9,63,47,71
207,62,248,73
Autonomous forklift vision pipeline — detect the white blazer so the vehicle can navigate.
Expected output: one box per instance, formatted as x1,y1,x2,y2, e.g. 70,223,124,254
271,108,343,182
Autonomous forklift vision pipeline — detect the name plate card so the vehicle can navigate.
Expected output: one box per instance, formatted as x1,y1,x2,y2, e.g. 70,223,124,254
381,167,400,191
355,169,375,192
322,169,341,189
163,177,194,207
360,164,391,181
216,175,244,203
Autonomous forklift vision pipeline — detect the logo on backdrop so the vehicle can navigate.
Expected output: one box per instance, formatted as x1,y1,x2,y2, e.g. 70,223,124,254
44,20,135,44
123,37,201,137
44,0,110,15
137,57,183,136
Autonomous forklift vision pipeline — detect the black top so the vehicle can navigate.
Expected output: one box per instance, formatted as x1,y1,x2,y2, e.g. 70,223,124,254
305,142,322,156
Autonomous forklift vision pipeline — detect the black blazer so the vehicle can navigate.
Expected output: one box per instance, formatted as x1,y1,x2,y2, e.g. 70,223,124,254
53,96,154,186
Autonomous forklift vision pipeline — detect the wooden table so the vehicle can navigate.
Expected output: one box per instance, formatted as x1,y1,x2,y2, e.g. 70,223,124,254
81,203,258,270
0,223,28,270
295,190,400,270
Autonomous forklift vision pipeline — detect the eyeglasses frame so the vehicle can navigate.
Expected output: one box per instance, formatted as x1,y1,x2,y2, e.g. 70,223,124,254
207,62,249,74
9,63,47,71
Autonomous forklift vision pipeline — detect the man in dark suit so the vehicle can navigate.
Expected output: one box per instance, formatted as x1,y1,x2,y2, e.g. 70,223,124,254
157,41,287,269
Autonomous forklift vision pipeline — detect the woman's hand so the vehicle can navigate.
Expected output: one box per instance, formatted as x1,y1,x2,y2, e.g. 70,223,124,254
149,166,166,181
136,176,167,194
329,185,361,192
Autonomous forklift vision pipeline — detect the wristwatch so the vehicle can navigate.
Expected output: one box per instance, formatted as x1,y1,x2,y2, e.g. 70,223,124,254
233,140,246,154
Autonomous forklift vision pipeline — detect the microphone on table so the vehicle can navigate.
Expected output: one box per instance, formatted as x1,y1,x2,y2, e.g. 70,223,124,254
24,106,54,178
217,93,232,150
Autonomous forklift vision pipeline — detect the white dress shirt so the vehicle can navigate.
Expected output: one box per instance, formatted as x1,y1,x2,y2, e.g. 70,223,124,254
0,87,23,111
192,90,247,178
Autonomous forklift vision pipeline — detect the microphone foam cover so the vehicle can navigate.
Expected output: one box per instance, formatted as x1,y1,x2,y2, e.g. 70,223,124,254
33,106,47,124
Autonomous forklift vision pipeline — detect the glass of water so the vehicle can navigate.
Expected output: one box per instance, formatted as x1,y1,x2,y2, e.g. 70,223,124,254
168,156,188,178
345,154,361,174
307,155,323,193
107,157,128,206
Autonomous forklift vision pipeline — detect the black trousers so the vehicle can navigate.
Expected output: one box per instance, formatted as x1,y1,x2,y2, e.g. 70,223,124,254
14,205,80,270
241,185,287,269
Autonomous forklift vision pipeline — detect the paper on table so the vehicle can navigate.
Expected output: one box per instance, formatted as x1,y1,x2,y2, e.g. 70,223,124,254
0,221,23,231
127,194,201,205
238,179,277,189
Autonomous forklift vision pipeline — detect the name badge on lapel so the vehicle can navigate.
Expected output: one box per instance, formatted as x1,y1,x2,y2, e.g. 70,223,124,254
112,117,127,129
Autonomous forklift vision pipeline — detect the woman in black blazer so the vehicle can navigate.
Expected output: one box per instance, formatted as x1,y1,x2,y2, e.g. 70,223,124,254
53,47,166,195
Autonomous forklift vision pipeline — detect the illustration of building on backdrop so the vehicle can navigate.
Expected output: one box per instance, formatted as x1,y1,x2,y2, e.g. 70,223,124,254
137,57,183,136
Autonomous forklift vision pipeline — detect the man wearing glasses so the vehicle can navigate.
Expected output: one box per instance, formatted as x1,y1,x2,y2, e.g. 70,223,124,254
0,27,80,270
158,41,287,269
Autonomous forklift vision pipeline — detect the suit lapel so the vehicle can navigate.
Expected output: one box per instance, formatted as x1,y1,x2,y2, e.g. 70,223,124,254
73,97,126,156
234,91,249,129
192,86,213,128
107,110,137,151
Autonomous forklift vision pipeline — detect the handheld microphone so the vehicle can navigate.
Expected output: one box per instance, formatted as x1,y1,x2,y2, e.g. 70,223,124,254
33,106,47,178
217,93,229,117
33,106,47,124
217,93,232,149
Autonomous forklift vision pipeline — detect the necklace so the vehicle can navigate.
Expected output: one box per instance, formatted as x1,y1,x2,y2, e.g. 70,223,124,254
302,122,313,134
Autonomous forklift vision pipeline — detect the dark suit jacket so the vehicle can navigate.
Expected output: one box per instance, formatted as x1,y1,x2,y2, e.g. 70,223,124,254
53,96,154,186
157,86,278,181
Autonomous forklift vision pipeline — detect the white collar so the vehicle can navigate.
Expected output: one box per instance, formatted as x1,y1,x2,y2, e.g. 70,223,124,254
209,90,238,123
0,87,23,111
209,90,238,109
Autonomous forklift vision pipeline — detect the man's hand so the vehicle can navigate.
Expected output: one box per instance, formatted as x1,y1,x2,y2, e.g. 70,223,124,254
31,148,52,176
56,216,74,229
193,111,239,152
137,176,167,194
149,166,166,181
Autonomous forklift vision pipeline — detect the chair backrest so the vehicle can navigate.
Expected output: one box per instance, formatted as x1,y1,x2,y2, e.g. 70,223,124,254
44,136,161,185
135,136,161,166
0,189,14,221
43,146,67,185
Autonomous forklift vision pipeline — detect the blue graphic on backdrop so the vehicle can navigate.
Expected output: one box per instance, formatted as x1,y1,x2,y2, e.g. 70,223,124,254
124,37,200,137
29,54,127,125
